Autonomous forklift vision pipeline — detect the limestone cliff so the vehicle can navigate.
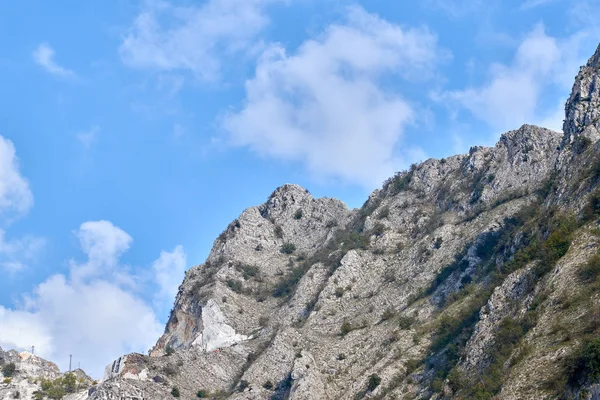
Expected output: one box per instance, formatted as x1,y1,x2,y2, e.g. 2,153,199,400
67,42,600,399
564,43,600,143
0,347,92,399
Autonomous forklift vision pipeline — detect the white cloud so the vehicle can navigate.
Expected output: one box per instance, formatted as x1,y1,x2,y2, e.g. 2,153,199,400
69,220,134,285
152,245,186,311
0,307,53,353
0,135,42,273
32,44,75,77
119,0,282,80
76,126,99,150
0,276,162,378
0,136,33,218
222,6,443,187
0,221,188,378
434,24,590,132
0,230,44,273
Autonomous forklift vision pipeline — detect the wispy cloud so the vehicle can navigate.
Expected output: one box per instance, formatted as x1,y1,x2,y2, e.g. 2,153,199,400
32,43,75,77
76,125,100,150
0,135,43,273
152,245,186,313
119,0,283,81
0,230,45,273
433,24,590,133
0,136,33,218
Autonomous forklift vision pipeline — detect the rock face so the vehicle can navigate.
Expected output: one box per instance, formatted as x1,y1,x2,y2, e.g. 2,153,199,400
44,42,600,399
564,43,600,143
0,348,92,399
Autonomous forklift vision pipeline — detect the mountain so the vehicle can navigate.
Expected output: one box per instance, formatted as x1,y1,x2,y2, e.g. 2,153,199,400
4,43,600,399
0,346,93,399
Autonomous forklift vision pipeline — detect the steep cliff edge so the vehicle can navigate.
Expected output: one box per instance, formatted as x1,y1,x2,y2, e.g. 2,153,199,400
84,43,600,400
563,43,600,143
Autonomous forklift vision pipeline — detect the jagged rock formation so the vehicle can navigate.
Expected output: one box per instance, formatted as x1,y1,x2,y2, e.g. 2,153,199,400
40,42,600,399
564,43,600,143
0,346,92,399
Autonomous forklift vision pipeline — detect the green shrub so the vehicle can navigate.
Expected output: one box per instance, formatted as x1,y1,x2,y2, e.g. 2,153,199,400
263,380,274,390
2,363,16,377
238,380,249,392
583,189,600,221
162,365,177,376
370,223,385,237
165,345,175,356
334,287,345,298
226,279,243,294
36,373,81,400
544,229,572,263
573,135,592,154
171,387,180,397
405,358,422,375
272,262,310,298
398,316,415,330
294,209,303,220
430,293,488,353
274,225,284,239
570,337,600,385
367,374,381,391
340,320,353,336
336,231,370,251
197,390,208,398
580,253,600,282
280,243,296,254
381,308,395,321
377,206,390,220
385,170,413,195
236,263,260,280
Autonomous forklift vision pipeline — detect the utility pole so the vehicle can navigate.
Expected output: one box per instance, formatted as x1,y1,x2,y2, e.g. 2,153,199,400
69,354,72,372
31,346,34,355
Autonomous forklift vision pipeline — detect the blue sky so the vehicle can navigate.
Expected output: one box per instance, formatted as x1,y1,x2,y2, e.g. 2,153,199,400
0,0,598,377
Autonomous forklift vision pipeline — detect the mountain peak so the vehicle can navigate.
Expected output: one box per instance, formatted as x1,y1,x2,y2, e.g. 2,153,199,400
587,42,600,69
563,43,600,142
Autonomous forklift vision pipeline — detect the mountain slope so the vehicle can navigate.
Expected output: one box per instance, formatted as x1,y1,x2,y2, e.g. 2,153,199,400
76,43,600,399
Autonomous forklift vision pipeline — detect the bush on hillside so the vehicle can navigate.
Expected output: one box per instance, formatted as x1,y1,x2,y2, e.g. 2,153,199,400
280,243,296,254
2,363,16,377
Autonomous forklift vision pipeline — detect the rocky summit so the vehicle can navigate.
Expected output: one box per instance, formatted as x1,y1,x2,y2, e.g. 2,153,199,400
3,43,600,400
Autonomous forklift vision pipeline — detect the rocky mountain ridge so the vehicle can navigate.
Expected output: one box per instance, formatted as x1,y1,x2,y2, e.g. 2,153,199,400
0,346,93,400
4,43,600,399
